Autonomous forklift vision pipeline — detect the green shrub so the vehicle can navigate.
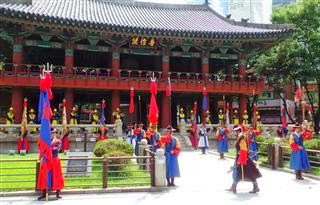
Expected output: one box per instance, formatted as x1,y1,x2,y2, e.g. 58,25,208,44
313,135,320,140
304,139,320,151
266,137,275,144
93,139,134,157
104,151,131,171
256,135,266,143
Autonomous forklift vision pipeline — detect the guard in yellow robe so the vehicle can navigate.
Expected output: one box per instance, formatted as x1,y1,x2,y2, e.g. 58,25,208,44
205,110,211,124
28,109,37,133
218,109,225,125
242,110,249,125
233,109,239,125
189,110,195,123
70,107,78,125
112,108,124,122
256,111,262,130
91,109,99,133
6,107,14,124
178,108,186,129
52,108,59,125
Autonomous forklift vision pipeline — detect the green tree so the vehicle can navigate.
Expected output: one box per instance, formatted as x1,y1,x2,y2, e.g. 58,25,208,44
251,0,320,132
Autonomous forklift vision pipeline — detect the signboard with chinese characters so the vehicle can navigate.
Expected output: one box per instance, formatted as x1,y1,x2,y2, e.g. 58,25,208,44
130,36,157,49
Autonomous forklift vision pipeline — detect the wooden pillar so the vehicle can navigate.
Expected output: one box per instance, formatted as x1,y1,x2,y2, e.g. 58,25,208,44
161,92,171,128
239,94,247,123
12,38,24,72
226,96,233,123
201,52,209,82
11,87,23,124
162,49,169,78
65,41,74,73
112,45,120,77
111,90,120,123
239,52,247,79
64,89,74,123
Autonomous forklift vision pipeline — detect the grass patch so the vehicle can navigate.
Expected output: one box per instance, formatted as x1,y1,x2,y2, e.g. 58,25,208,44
0,153,150,192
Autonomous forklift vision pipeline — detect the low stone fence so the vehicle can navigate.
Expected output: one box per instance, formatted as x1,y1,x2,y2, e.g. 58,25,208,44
0,122,122,154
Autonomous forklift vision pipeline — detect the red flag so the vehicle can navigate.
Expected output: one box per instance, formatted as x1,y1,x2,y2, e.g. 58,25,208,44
148,80,159,125
281,105,287,129
295,84,301,102
166,77,171,97
129,88,134,114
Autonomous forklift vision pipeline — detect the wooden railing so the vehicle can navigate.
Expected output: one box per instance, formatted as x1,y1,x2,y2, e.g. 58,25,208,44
0,153,155,192
0,63,262,83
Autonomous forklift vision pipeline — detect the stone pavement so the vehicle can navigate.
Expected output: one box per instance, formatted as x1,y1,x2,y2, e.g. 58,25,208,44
1,151,319,205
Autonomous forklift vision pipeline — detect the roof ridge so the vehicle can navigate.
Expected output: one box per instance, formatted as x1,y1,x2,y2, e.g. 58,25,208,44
206,4,294,30
84,0,208,10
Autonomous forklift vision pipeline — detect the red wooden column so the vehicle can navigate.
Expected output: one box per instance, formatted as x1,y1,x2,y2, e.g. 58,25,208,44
201,51,209,82
111,90,120,123
65,41,74,73
11,87,23,124
239,94,248,123
64,89,74,123
161,92,171,128
162,49,169,78
238,52,247,123
112,45,120,77
226,96,233,123
12,38,24,72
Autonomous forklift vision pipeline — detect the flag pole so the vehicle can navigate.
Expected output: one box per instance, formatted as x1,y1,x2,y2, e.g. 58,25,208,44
139,95,141,124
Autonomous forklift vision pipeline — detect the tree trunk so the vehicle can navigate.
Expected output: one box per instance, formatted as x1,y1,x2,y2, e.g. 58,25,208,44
279,94,295,123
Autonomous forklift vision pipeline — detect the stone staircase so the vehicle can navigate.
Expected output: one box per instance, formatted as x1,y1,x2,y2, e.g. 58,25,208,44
174,132,193,151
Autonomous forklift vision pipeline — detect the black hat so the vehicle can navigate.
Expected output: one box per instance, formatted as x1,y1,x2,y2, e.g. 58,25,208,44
293,123,301,128
50,127,58,133
233,125,242,131
166,125,176,132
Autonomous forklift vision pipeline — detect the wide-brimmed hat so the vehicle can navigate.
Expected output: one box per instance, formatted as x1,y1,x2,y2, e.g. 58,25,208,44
233,125,242,131
166,125,176,132
292,123,301,128
50,127,58,133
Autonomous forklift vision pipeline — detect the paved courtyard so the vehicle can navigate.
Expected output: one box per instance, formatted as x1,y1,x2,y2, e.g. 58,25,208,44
1,151,319,205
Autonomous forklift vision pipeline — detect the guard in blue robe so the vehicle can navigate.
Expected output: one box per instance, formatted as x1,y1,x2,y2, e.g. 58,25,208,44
126,124,135,149
198,123,209,154
216,122,229,159
289,123,310,180
249,128,258,161
161,126,181,187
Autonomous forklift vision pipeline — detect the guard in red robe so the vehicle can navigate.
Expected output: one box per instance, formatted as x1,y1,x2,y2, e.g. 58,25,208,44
38,128,64,200
226,125,262,194
17,129,30,154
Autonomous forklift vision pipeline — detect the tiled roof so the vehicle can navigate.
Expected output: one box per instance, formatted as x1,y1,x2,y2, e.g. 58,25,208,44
0,0,294,38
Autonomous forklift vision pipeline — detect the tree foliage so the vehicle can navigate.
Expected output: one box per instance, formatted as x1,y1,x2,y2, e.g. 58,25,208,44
250,0,320,130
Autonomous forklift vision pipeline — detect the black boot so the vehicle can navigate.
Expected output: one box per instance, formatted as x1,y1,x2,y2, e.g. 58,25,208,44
37,190,46,201
297,171,304,180
167,178,171,187
56,190,62,199
249,181,260,193
171,178,176,187
226,183,237,193
201,148,206,154
220,153,224,159
295,171,300,180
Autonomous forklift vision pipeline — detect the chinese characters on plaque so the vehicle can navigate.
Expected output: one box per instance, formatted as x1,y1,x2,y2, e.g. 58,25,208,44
130,36,157,48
